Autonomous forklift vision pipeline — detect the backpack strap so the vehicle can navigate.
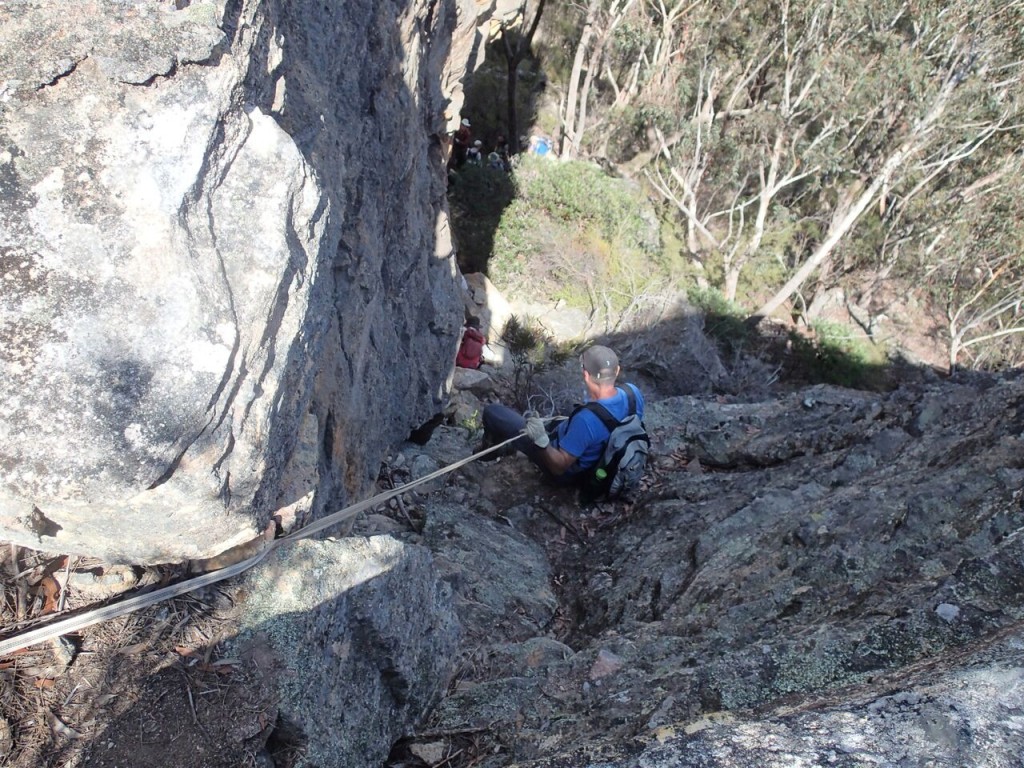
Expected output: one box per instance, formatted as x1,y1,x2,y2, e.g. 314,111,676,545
575,385,637,431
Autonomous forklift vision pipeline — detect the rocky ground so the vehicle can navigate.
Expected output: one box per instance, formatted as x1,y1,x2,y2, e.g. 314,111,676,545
384,368,1024,768
2,327,1024,767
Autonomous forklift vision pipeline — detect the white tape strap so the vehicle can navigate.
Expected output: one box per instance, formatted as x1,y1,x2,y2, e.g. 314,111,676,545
0,436,518,657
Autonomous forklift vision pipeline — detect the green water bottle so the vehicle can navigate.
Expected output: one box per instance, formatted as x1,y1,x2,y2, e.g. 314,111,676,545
595,468,607,480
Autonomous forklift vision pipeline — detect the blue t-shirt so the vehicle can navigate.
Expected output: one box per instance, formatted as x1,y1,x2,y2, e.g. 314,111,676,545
553,384,645,475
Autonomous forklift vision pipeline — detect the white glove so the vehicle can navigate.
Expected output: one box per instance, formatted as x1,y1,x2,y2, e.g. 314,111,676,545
524,417,550,448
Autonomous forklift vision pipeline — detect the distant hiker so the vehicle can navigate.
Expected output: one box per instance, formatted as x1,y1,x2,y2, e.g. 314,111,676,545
467,139,483,165
456,317,487,369
480,345,647,498
451,118,472,168
529,135,552,157
493,133,512,170
494,132,509,160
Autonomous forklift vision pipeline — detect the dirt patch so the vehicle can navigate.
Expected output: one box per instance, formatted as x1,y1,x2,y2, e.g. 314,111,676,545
866,280,948,368
0,548,277,768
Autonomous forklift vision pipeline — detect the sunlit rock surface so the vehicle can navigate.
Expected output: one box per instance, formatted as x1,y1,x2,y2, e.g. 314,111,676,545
0,0,484,563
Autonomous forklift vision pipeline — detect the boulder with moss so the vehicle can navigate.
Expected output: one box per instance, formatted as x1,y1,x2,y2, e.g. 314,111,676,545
234,536,459,767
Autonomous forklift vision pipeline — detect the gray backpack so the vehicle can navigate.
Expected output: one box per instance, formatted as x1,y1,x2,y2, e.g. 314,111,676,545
576,384,650,503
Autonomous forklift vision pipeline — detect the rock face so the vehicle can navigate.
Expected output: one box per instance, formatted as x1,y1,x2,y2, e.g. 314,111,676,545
235,536,460,768
385,370,1024,766
5,3,1024,767
0,0,490,563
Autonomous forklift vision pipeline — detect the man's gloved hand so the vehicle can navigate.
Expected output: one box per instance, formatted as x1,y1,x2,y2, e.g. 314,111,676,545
524,417,550,448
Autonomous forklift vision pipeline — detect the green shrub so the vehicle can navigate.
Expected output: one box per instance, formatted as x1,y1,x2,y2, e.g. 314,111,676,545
488,157,666,320
511,157,658,253
788,319,890,390
500,315,566,409
490,199,540,289
448,164,517,273
687,287,755,352
459,408,482,433
656,210,692,278
605,102,675,163
739,252,789,301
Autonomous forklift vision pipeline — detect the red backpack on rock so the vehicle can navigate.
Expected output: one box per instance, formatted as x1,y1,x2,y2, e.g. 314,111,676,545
456,326,486,369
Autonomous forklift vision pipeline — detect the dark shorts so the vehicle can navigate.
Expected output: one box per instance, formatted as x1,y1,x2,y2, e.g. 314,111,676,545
482,404,582,487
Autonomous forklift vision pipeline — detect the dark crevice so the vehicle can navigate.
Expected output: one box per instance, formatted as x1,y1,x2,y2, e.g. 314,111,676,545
37,57,87,89
28,507,62,538
380,659,411,709
240,197,317,425
146,412,218,490
175,111,250,426
219,0,246,48
129,61,179,88
322,409,335,463
264,713,307,768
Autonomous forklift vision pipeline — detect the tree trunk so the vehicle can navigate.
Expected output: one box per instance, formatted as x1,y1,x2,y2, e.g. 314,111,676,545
724,265,741,302
570,38,605,159
948,325,963,372
561,0,599,158
500,0,547,158
726,134,784,302
507,57,520,155
748,66,962,326
747,170,889,325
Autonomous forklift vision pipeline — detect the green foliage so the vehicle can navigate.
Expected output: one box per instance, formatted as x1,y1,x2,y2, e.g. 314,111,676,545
688,287,893,390
739,253,789,301
606,103,675,163
501,314,559,409
835,210,888,273
448,164,517,273
687,287,755,353
462,59,513,136
539,1,584,84
611,21,650,61
787,320,890,391
455,0,1024,376
657,210,688,274
513,157,657,251
489,156,666,317
459,408,482,434
489,198,540,288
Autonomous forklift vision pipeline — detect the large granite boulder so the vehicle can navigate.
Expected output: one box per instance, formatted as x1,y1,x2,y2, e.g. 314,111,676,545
0,0,495,563
235,535,460,767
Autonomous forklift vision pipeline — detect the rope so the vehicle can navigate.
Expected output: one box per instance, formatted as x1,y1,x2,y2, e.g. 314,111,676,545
0,434,522,657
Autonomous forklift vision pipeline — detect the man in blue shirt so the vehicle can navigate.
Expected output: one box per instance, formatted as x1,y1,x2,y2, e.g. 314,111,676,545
480,345,644,484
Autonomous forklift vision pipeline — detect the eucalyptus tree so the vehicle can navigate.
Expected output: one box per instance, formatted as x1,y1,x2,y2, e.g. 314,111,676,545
749,0,1024,330
560,0,637,159
546,0,1024,367
943,251,1024,371
644,0,850,302
569,2,1020,332
913,145,1024,370
559,0,714,161
496,0,548,156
